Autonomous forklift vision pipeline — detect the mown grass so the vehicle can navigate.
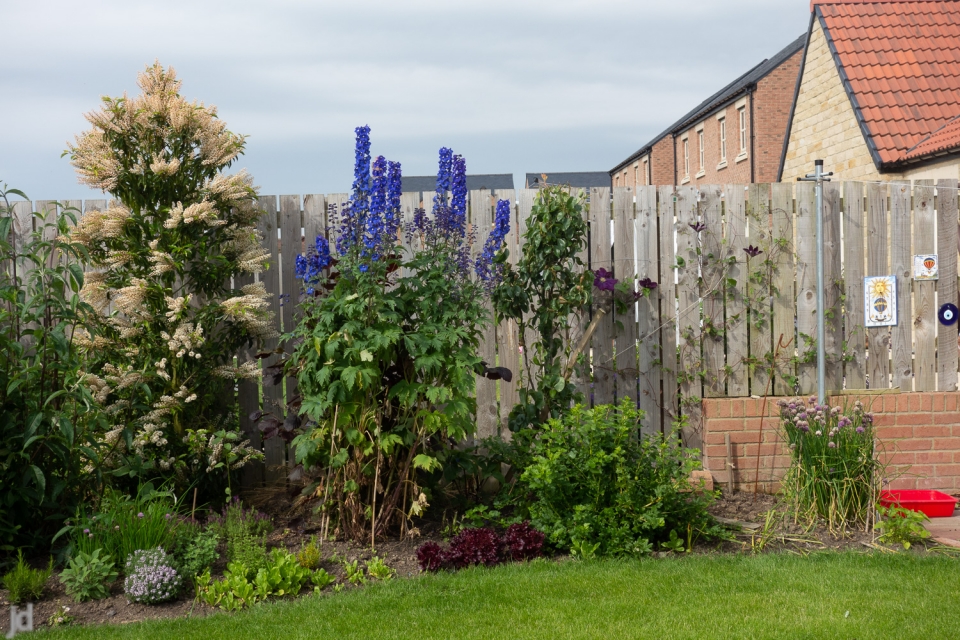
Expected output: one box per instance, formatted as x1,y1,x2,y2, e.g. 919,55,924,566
42,552,960,639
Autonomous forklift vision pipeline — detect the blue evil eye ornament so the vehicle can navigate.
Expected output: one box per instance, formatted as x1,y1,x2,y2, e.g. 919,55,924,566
939,303,958,326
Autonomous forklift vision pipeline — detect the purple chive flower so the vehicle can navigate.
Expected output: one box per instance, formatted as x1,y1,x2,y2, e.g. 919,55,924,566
744,245,763,258
838,417,852,428
828,441,836,448
594,267,618,292
856,426,865,434
137,512,144,518
83,528,90,534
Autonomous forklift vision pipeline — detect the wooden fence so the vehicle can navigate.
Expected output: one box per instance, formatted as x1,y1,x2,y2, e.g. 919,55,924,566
15,179,960,481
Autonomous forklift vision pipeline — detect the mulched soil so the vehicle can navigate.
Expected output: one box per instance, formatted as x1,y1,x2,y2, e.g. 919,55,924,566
2,487,950,631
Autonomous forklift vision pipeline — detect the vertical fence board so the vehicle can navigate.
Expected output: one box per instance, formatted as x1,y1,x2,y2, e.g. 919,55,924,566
636,186,661,434
937,180,959,391
613,187,638,406
771,183,797,394
675,186,701,449
912,181,937,390
257,195,285,482
700,185,724,397
472,189,499,439
823,182,843,392
516,189,541,397
866,182,891,388
796,182,817,394
842,182,866,389
279,195,301,405
658,186,679,427
891,183,913,391
495,190,519,433
590,187,615,405
748,184,772,395
724,186,749,396
303,194,327,250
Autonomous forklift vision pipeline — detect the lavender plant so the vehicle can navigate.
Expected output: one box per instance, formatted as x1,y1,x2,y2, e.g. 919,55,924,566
779,397,881,531
124,547,181,604
273,126,511,542
64,63,267,492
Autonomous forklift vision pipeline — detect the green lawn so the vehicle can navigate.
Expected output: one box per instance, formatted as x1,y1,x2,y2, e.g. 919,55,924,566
42,552,960,639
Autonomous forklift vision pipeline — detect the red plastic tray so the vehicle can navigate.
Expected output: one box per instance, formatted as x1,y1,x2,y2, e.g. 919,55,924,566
879,490,958,518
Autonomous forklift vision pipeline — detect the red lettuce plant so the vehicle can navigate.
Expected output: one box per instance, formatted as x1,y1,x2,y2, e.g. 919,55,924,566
502,522,545,561
416,523,544,572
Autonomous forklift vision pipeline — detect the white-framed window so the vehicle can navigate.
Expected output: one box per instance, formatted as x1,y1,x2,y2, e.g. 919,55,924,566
615,174,620,187
739,107,747,152
634,163,639,186
622,170,628,185
698,130,705,171
643,159,650,185
719,117,727,161
683,138,689,177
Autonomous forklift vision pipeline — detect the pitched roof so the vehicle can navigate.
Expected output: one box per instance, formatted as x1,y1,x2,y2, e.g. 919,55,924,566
525,172,611,189
610,34,806,174
400,174,514,193
815,0,960,167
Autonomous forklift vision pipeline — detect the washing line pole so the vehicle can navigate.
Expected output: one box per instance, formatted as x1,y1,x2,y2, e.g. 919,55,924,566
798,160,833,405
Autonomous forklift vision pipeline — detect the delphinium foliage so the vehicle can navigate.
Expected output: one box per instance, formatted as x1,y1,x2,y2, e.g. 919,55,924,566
520,400,717,557
123,547,181,604
779,397,881,532
0,186,105,550
491,184,592,434
65,63,268,493
276,126,511,542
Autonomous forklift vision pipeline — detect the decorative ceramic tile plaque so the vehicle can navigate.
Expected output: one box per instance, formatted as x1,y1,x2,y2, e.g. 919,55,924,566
864,275,897,327
914,254,939,280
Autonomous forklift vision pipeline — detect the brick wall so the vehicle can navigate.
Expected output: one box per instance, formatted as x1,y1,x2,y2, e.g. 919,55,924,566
702,392,960,494
753,49,803,182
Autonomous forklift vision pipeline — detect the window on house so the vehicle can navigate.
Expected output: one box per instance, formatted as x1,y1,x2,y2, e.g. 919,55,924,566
643,159,650,185
615,174,620,186
683,139,689,177
719,118,727,161
634,164,639,185
739,107,747,153
698,131,705,171
623,170,628,185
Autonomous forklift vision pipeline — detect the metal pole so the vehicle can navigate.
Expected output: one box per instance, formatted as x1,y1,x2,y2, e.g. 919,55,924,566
798,160,833,405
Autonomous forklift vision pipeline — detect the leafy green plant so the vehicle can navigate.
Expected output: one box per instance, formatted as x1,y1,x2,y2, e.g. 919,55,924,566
65,62,267,495
252,548,312,598
779,398,882,531
343,559,366,586
365,556,395,581
297,536,321,570
0,186,105,551
60,548,117,602
195,548,311,610
492,184,592,433
661,530,686,553
311,568,336,591
176,528,220,581
877,505,931,549
520,400,717,557
226,529,267,579
2,550,52,603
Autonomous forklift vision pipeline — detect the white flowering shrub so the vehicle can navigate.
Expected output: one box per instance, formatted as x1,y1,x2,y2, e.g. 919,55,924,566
66,63,268,489
124,547,181,604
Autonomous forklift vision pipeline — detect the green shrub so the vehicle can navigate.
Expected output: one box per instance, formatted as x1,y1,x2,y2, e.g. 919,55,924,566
779,398,882,531
520,400,717,557
296,536,321,570
60,549,117,602
2,550,52,603
0,186,105,551
877,505,931,549
176,528,220,582
226,529,267,579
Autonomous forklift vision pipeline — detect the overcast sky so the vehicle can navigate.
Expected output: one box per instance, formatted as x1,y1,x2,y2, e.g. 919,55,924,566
2,0,808,201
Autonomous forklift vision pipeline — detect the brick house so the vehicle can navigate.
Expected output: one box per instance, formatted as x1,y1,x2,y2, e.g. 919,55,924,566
610,35,804,187
524,172,611,189
780,1,960,182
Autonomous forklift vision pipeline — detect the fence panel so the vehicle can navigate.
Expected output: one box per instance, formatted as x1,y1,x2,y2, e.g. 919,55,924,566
496,191,519,434
823,182,843,392
257,195,285,482
675,185,701,448
866,182,891,388
612,187,638,406
891,183,913,391
796,182,817,394
658,186,679,427
913,181,937,391
635,186,661,434
937,181,959,391
842,182,866,389
724,185,749,396
701,185,724,397
748,184,772,395
771,182,796,394
472,189,499,440
590,187,615,406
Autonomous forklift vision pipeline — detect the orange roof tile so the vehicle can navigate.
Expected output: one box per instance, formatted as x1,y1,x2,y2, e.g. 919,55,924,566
815,1,960,165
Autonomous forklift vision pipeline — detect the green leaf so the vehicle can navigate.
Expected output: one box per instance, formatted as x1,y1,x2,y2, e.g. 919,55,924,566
412,454,441,472
67,263,84,291
28,465,46,496
554,377,565,392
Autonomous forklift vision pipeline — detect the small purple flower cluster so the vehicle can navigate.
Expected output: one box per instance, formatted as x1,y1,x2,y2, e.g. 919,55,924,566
778,397,874,451
416,523,545,572
124,547,181,604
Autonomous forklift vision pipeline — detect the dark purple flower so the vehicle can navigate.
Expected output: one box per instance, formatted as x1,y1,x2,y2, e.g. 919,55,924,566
744,245,763,258
689,222,706,233
594,267,618,292
638,277,658,290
